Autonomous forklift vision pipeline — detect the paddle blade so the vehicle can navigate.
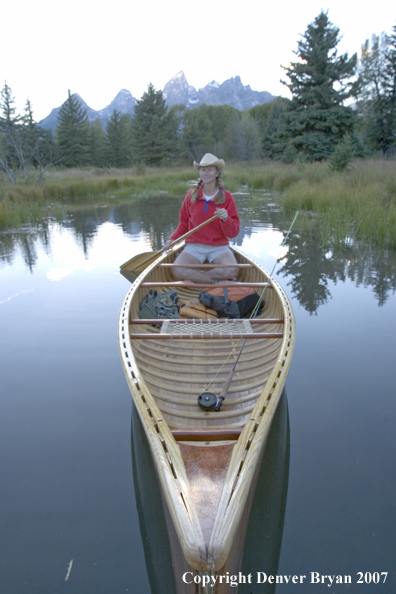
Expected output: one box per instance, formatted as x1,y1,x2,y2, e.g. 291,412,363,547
120,268,141,283
120,250,162,280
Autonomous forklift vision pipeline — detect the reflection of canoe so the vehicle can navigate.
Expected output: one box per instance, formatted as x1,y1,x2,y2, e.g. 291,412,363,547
131,390,290,594
239,390,290,594
119,245,295,591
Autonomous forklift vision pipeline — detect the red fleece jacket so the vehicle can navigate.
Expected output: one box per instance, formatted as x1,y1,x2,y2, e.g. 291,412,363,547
170,188,240,246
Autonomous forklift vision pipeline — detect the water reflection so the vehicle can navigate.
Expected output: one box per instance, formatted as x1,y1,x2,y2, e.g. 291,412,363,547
278,228,396,312
1,193,395,312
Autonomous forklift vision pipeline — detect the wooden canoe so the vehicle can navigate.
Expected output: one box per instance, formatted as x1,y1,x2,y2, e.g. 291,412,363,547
118,244,295,590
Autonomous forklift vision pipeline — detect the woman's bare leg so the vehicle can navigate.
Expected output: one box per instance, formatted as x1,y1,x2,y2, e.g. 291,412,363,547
172,251,215,283
205,251,239,280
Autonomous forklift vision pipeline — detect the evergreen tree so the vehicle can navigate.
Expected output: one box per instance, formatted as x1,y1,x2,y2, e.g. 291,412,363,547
22,99,56,174
88,118,108,167
328,133,354,171
261,97,292,159
358,27,396,154
106,110,132,167
182,106,213,161
131,83,179,165
281,12,358,161
56,90,89,167
0,82,25,175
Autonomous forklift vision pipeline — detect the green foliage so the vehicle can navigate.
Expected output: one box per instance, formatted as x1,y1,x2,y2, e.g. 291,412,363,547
22,99,56,172
262,97,292,159
227,112,262,161
328,134,354,171
0,83,55,181
131,83,179,165
281,11,358,161
56,90,89,167
181,104,237,161
88,118,108,168
0,82,23,174
247,102,275,136
106,110,132,167
281,143,298,164
357,27,396,154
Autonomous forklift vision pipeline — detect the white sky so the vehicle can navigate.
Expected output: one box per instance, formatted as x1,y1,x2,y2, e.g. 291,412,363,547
1,0,394,121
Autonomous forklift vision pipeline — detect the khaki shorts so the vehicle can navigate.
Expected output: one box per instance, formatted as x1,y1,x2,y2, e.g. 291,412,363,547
182,243,233,263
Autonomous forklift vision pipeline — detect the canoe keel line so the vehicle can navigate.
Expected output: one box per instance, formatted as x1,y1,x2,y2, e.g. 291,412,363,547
118,245,295,591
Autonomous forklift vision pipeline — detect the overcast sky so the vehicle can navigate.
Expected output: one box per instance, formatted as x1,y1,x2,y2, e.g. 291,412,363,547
1,0,395,121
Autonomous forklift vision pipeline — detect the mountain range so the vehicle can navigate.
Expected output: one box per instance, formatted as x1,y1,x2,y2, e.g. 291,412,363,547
40,71,275,131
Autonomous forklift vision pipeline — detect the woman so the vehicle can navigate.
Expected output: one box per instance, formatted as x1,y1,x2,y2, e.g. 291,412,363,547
164,153,240,284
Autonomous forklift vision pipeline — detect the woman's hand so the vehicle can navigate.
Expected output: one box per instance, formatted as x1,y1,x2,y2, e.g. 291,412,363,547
215,208,228,222
163,239,173,250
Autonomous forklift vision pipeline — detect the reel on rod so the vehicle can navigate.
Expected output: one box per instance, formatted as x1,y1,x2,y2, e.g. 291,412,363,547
197,392,218,411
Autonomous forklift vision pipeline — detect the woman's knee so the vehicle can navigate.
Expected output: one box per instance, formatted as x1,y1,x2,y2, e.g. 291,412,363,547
172,265,185,280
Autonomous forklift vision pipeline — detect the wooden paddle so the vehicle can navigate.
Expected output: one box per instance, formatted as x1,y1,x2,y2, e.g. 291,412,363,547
120,214,218,279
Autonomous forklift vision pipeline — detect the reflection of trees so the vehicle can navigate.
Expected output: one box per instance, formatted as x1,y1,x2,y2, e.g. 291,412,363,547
346,245,396,307
112,197,183,252
278,228,345,314
0,220,52,271
279,230,396,313
63,209,101,258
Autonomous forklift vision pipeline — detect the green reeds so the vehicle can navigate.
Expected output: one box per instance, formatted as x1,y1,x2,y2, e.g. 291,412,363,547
282,164,396,247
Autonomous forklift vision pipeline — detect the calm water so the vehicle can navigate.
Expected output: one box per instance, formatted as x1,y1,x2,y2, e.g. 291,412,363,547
1,193,395,594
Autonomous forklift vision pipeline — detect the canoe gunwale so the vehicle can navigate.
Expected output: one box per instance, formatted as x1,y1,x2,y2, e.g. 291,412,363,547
118,244,295,571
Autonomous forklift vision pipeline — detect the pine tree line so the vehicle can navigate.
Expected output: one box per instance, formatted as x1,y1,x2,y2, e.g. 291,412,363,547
1,12,395,182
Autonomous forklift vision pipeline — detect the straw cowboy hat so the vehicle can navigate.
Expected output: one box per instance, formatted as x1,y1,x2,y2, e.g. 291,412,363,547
193,153,225,171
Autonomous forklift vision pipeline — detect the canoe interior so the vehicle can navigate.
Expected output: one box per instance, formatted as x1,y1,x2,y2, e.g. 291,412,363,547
129,248,284,431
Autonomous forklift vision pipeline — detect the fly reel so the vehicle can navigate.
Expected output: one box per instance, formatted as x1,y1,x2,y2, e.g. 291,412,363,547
197,392,217,411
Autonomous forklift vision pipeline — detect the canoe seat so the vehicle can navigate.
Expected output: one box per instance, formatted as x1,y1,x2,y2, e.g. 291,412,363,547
171,428,242,442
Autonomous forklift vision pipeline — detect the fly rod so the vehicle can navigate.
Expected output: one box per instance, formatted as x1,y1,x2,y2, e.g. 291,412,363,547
197,210,299,412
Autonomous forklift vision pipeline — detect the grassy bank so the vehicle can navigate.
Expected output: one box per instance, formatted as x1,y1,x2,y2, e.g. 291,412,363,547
1,160,396,247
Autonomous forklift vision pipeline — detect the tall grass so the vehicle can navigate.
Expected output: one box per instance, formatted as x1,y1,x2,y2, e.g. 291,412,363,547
281,162,396,247
1,160,396,247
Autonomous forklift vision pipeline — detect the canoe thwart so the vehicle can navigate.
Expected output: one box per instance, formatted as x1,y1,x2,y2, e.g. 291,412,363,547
140,281,272,288
129,318,285,324
159,263,253,268
172,428,243,442
130,332,284,339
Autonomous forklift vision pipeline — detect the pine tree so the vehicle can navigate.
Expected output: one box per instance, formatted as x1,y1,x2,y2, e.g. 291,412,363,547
328,133,354,171
131,83,179,165
384,25,396,146
56,90,89,167
106,110,132,167
358,26,396,153
88,118,108,168
281,12,358,161
0,82,25,175
22,99,39,165
261,97,291,159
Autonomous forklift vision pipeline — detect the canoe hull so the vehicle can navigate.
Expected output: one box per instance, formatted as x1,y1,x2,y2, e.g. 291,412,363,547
119,244,295,580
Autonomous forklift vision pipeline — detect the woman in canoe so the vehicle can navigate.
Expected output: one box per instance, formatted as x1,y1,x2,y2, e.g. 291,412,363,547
164,153,240,284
